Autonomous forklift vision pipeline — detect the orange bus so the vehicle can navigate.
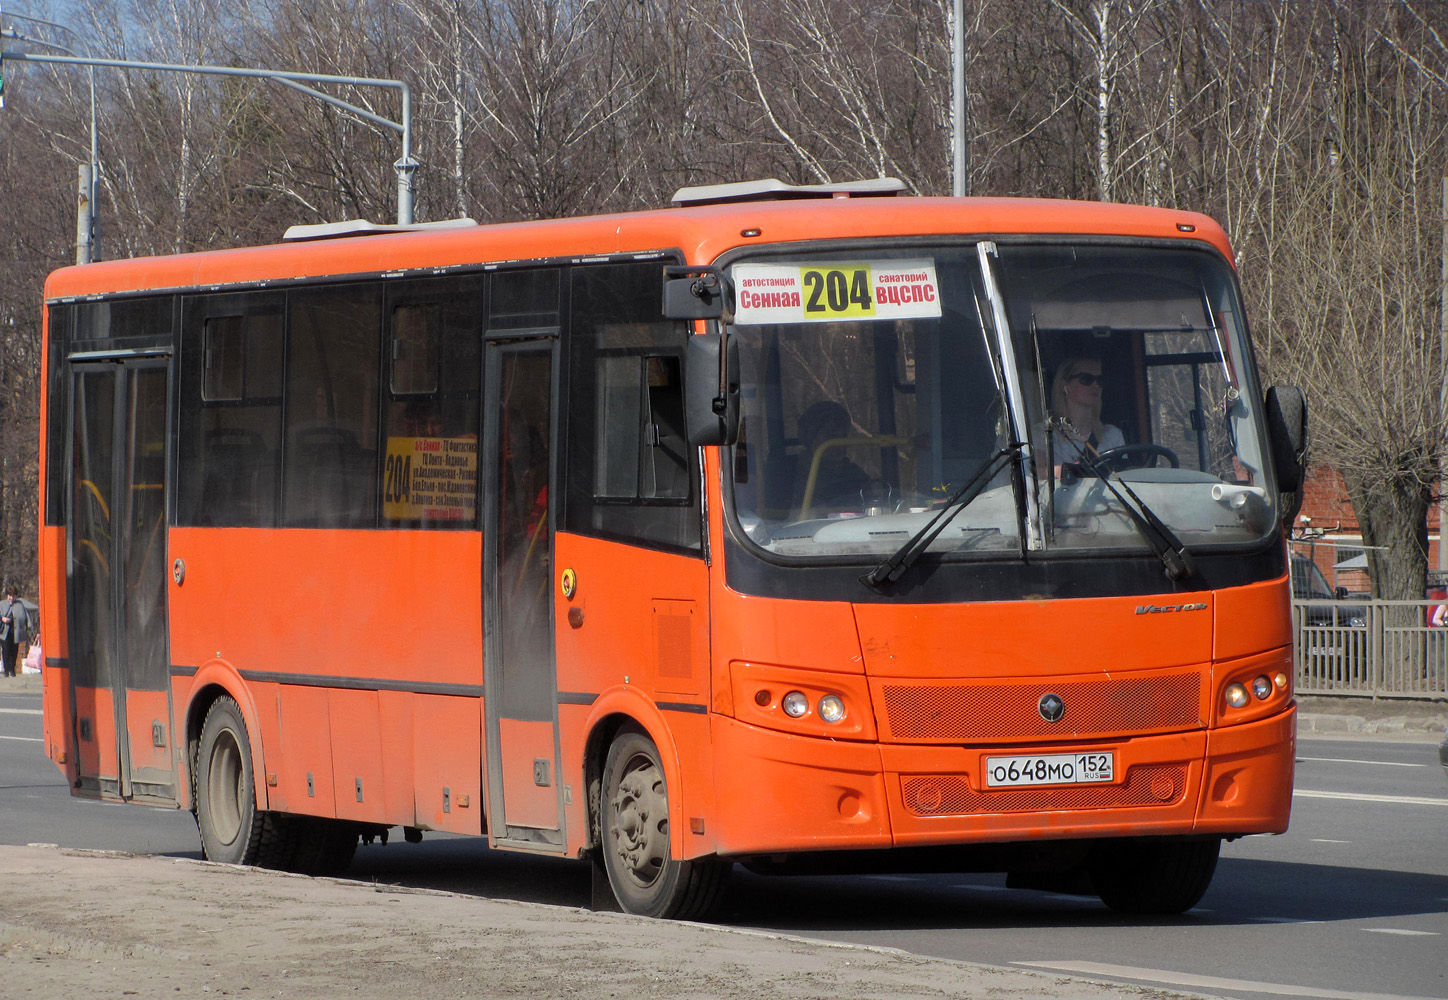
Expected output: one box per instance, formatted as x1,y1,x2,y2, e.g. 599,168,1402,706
38,180,1307,918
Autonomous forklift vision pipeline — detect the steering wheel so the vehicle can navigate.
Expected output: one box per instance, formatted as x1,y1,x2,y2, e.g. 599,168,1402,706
1093,443,1180,472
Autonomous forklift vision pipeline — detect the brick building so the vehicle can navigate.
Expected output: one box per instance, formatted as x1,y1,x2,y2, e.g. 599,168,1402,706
1293,464,1444,597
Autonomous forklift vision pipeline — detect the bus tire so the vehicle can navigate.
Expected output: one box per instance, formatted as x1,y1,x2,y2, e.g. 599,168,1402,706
1089,837,1220,915
600,727,729,919
194,696,290,868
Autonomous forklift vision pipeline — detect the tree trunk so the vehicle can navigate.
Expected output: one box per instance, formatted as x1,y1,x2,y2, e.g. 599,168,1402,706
1343,466,1431,625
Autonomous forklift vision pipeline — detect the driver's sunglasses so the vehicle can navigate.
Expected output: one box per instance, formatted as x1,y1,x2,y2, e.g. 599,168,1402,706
1069,372,1104,387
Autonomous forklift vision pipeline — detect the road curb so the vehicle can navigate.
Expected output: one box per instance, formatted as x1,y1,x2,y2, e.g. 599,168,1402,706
1297,711,1448,735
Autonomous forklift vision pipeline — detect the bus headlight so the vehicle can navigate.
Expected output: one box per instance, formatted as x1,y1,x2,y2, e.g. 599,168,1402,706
1252,675,1273,700
782,691,810,718
1225,683,1250,709
818,694,846,724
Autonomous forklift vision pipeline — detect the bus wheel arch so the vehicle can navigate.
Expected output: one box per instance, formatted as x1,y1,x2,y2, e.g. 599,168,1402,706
596,723,729,919
183,673,267,814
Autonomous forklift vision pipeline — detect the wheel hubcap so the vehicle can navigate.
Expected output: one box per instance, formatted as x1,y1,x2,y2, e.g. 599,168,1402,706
206,730,243,847
611,753,668,887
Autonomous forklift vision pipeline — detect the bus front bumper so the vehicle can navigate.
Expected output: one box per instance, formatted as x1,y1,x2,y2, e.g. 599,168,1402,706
707,707,1294,857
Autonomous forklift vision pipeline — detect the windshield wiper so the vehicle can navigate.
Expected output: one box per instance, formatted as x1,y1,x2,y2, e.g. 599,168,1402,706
1065,448,1197,582
861,444,1022,590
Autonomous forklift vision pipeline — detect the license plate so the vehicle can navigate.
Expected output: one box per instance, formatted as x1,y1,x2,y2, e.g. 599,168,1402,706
984,752,1114,788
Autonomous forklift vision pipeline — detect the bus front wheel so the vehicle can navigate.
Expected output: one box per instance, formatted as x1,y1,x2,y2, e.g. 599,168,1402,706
600,727,728,919
194,696,289,868
1089,837,1220,915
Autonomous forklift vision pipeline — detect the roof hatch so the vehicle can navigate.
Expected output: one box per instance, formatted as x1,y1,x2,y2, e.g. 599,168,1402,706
282,217,479,242
671,177,906,207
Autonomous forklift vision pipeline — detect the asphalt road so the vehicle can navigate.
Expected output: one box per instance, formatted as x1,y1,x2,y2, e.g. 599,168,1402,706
3,680,1445,1000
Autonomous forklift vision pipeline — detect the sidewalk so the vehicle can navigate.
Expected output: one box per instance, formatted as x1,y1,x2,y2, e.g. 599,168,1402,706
1295,694,1448,738
0,845,1206,1000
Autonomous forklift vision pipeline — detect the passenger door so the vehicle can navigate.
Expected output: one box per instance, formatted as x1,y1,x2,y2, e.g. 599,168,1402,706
482,337,565,850
68,357,174,802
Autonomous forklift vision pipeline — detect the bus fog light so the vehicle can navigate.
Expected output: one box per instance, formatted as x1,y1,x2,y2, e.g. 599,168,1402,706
1225,683,1249,709
818,695,846,724
782,691,810,718
1252,675,1273,700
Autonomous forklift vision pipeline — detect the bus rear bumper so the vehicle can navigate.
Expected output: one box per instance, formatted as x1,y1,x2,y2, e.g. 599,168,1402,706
708,707,1295,857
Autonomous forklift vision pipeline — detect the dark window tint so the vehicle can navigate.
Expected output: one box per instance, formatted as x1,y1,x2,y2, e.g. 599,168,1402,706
490,268,559,330
283,286,382,527
382,277,482,528
73,296,173,344
177,297,284,527
45,306,71,525
566,262,698,551
70,370,117,688
203,315,283,402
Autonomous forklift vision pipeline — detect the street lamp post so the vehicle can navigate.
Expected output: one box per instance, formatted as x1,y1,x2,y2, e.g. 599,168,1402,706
0,9,99,262
0,43,418,232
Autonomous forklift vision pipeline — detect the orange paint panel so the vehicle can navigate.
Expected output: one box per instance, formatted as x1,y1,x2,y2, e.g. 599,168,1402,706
376,691,417,826
1198,707,1295,835
497,718,558,831
167,527,481,688
328,689,387,824
277,686,334,814
883,730,1206,846
37,526,67,659
72,686,118,786
655,710,715,860
556,704,591,852
1215,575,1292,660
709,591,865,682
412,695,483,834
42,666,75,784
853,593,1214,679
552,533,710,699
45,198,1233,303
244,681,282,812
709,716,890,856
123,689,175,786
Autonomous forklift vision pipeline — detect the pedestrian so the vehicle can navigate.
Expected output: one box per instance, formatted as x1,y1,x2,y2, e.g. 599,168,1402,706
1,585,35,678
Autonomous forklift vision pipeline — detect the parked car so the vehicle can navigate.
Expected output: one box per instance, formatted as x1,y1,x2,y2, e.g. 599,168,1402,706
1439,739,1448,781
1291,554,1367,682
1291,554,1367,627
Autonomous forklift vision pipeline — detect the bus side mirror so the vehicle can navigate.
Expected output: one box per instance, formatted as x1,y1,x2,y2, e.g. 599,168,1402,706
685,333,740,447
1264,384,1307,520
664,265,730,320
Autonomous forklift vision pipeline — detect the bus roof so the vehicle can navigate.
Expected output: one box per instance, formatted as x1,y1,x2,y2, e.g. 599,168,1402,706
44,196,1233,301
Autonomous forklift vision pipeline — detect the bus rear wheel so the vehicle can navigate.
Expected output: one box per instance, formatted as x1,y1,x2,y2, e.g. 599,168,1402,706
194,696,290,868
600,727,728,919
1089,837,1220,915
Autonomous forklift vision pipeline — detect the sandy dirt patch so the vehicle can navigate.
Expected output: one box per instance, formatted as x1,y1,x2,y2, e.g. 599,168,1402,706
0,845,1200,1000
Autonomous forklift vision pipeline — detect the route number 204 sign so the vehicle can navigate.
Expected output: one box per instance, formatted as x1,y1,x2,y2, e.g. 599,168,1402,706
732,259,942,325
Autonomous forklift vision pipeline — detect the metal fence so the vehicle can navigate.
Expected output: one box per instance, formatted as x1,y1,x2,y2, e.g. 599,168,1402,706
1294,599,1448,699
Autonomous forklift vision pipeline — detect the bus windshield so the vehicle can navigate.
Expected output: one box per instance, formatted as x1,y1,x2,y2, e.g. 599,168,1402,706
727,242,1274,561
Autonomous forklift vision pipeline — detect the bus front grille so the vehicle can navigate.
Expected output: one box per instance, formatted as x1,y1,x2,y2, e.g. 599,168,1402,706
879,672,1203,742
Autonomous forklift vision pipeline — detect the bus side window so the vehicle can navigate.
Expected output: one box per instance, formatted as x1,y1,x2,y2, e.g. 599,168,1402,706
282,287,382,528
381,278,482,529
566,263,699,553
178,307,283,528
